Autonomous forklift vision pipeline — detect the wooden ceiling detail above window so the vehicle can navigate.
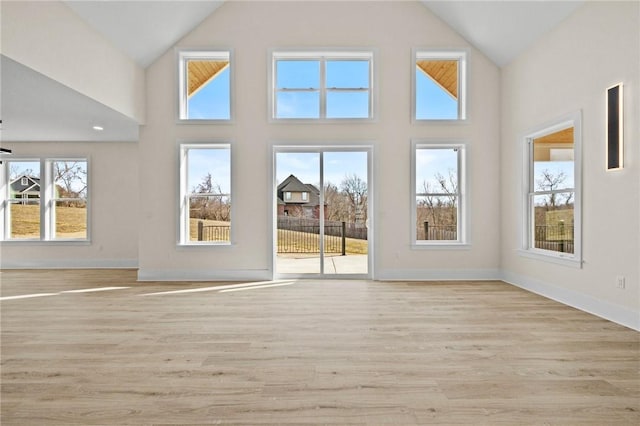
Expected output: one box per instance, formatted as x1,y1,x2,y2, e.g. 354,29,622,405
416,60,458,99
187,60,229,97
533,127,574,162
534,127,574,145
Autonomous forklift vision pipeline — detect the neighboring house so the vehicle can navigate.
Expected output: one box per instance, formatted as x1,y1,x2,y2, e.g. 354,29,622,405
10,175,40,201
277,174,321,219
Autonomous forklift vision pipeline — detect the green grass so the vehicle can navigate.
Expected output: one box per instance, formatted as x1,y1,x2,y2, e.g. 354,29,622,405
10,207,366,252
10,204,86,238
277,229,367,255
190,218,367,254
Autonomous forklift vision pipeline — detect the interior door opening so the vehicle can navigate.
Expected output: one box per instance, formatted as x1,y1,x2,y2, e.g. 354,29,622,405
274,147,371,278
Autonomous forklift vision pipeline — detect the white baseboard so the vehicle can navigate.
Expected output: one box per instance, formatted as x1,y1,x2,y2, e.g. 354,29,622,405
137,268,272,282
376,268,502,281
0,259,138,269
501,270,640,331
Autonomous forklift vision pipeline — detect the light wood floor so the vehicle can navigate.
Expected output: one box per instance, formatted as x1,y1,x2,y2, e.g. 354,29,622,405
1,270,638,425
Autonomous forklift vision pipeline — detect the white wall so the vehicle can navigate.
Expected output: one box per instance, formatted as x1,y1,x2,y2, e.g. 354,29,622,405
0,142,139,268
0,1,145,124
500,2,640,329
138,1,501,280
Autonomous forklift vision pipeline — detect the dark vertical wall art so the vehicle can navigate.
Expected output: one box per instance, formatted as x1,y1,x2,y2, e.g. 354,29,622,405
606,83,623,170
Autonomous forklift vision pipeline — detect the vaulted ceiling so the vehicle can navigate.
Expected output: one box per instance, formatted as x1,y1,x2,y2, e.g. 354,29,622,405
64,0,584,69
1,0,585,143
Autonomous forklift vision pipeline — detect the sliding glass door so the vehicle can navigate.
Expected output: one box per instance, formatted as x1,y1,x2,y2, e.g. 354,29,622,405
274,146,371,278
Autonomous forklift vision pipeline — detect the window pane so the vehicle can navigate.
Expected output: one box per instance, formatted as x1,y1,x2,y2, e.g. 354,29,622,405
53,161,87,199
533,128,574,191
532,193,574,254
326,60,369,88
184,57,230,120
7,162,40,239
187,65,230,120
189,195,231,242
416,195,458,241
185,146,231,244
326,91,369,118
9,200,40,239
276,92,320,118
187,148,231,195
54,199,87,239
276,60,320,89
416,59,459,120
415,148,458,193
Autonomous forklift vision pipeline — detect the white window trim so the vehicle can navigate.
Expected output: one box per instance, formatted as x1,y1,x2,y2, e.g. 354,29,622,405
178,142,233,246
269,49,377,123
177,49,233,124
1,157,90,243
412,48,468,123
519,110,582,268
411,140,469,248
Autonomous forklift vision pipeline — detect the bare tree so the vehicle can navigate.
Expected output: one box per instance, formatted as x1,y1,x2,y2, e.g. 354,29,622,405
536,170,572,208
324,182,348,222
340,174,367,224
54,161,87,198
417,169,458,227
192,173,230,222
9,164,36,181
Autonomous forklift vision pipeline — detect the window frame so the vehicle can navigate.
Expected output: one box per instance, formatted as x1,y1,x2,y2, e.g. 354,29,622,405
177,49,233,123
1,157,90,243
411,140,468,248
520,111,582,267
412,48,468,123
178,142,233,246
269,50,376,122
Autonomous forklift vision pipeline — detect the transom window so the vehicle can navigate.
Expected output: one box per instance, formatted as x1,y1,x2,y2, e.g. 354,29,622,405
178,50,231,121
414,50,467,121
179,143,232,245
411,142,466,246
271,51,373,120
522,112,582,265
2,159,88,241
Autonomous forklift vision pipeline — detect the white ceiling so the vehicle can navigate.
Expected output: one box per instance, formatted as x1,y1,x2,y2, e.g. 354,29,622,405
1,56,139,142
1,0,585,144
65,0,225,68
422,1,584,66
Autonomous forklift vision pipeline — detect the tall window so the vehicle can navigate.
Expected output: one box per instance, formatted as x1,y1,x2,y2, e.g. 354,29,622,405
524,112,581,264
2,159,88,241
179,144,231,245
272,51,373,120
412,142,466,245
50,161,88,239
414,50,467,121
178,50,231,121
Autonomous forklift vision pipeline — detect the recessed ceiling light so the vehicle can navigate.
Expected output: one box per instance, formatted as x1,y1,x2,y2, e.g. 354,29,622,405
92,125,104,131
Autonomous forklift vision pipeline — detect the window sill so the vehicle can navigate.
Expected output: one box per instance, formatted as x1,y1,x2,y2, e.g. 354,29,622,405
517,248,583,269
412,242,471,250
412,118,469,125
176,118,233,125
177,242,234,248
269,117,376,124
1,239,90,246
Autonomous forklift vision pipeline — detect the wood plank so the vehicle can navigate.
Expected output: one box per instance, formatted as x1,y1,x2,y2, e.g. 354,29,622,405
416,60,458,99
187,60,228,97
1,270,638,424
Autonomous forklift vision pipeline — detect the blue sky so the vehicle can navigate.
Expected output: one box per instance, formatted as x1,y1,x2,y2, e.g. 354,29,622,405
276,151,368,188
188,67,230,120
276,60,370,119
188,148,230,194
415,68,457,119
415,148,457,192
